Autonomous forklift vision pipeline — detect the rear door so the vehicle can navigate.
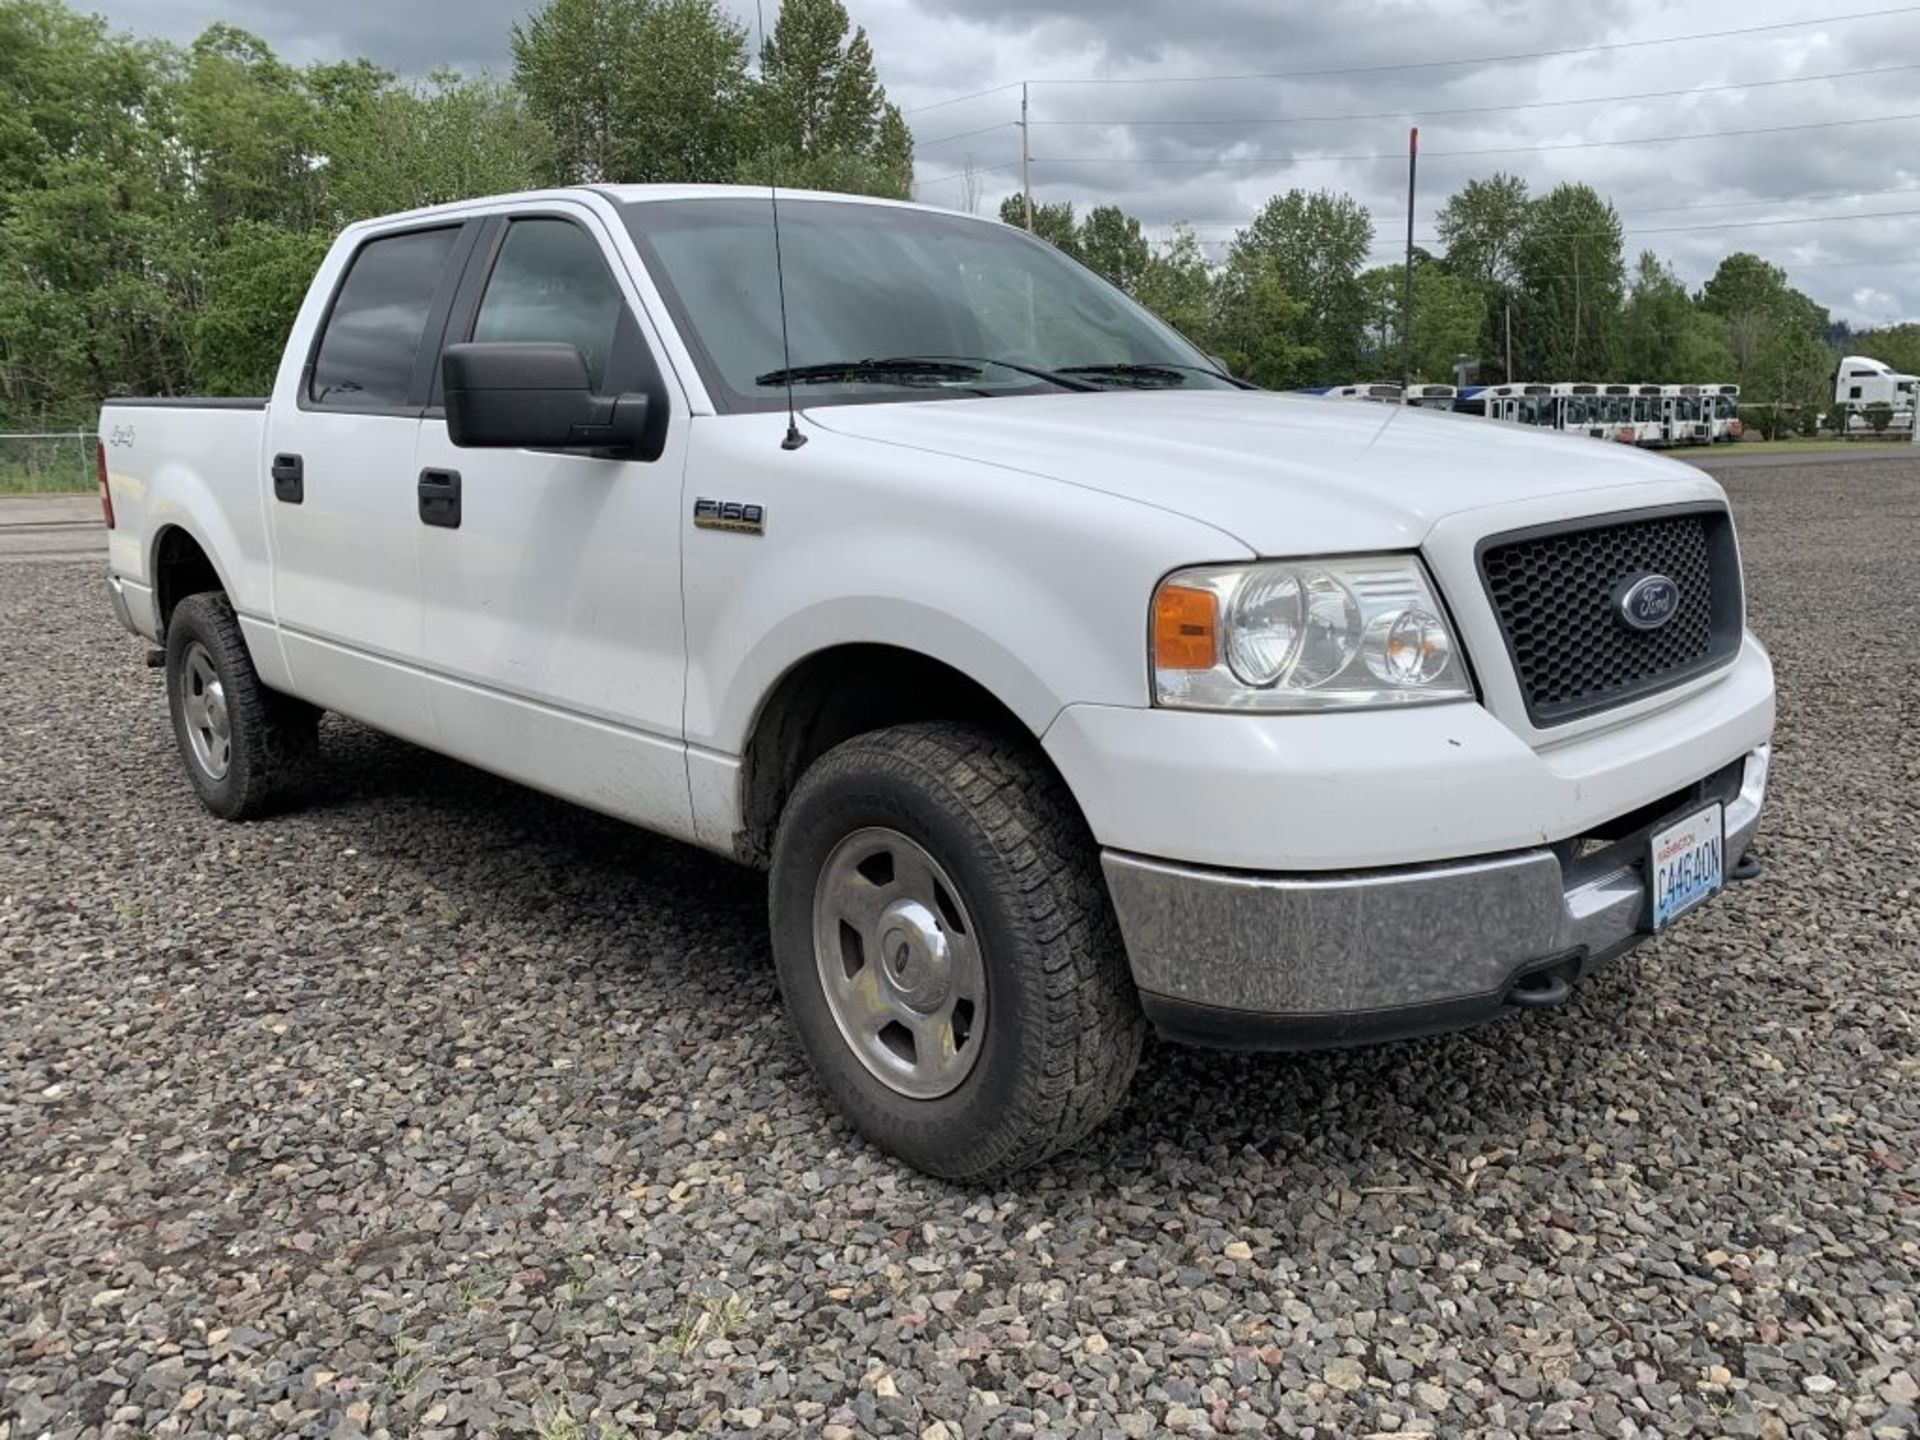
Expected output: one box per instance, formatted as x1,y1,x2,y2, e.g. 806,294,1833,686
266,220,478,745
410,205,695,841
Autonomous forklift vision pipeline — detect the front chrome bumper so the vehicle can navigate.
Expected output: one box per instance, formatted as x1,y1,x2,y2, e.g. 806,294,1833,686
1105,744,1770,1050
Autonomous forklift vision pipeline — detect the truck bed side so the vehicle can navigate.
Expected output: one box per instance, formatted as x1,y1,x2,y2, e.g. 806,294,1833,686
100,399,272,644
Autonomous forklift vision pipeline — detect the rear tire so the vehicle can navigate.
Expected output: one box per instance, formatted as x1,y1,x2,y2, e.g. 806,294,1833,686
165,593,318,820
770,722,1144,1181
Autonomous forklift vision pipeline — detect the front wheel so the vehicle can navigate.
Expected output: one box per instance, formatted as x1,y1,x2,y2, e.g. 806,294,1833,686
769,723,1144,1181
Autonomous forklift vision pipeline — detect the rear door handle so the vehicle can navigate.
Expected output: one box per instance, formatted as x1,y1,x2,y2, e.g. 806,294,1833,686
271,453,303,504
418,468,461,529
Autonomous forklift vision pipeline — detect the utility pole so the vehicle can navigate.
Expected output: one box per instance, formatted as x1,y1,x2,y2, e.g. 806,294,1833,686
1504,300,1513,383
1400,126,1417,391
1020,83,1033,233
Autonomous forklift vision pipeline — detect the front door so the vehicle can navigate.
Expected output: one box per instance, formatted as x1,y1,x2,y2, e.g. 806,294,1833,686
411,208,695,841
266,221,476,746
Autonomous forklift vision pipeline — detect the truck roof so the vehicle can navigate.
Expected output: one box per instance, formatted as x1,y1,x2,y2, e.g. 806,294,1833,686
340,183,978,235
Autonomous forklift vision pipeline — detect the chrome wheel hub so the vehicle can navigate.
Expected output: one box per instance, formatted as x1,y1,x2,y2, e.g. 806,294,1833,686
812,827,987,1100
180,641,231,781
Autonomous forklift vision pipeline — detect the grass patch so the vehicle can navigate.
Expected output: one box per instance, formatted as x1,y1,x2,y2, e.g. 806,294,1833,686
0,456,95,495
1725,437,1914,455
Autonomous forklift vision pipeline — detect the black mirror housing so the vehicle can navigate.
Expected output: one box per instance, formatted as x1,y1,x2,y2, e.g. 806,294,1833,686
443,342,650,455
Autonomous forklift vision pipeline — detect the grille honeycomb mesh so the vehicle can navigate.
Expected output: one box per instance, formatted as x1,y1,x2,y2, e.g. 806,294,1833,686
1482,513,1723,723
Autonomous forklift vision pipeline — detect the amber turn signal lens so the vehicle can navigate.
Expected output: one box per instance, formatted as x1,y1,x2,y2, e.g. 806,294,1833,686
1153,584,1218,670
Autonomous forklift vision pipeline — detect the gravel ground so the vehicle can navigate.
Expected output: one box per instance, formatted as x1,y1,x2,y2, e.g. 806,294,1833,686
4,458,1918,1440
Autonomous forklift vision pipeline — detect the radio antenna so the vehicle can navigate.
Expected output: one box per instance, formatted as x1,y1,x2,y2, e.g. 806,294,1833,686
757,0,806,451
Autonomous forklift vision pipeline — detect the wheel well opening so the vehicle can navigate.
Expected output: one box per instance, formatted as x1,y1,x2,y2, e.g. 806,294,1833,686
737,645,1045,867
153,527,222,633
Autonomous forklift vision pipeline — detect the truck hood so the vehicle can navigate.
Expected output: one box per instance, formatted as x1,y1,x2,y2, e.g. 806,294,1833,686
805,390,1710,554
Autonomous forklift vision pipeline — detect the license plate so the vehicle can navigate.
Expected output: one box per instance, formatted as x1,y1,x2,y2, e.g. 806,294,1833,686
1650,802,1725,930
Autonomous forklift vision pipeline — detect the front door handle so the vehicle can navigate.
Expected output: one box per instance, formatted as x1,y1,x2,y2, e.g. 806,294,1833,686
271,453,303,504
418,468,461,529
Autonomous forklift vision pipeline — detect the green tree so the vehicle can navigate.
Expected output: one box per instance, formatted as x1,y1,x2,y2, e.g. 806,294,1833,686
1511,183,1623,379
1700,252,1816,327
176,25,328,235
1076,205,1150,293
1846,322,1920,375
1755,326,1835,411
1360,259,1485,382
745,0,912,198
1225,189,1372,383
998,195,1080,256
1698,252,1830,391
1435,173,1532,291
1212,255,1317,389
1435,172,1531,374
0,0,189,424
512,0,751,185
324,69,546,218
1618,251,1735,382
1132,227,1217,350
190,222,331,394
0,0,156,208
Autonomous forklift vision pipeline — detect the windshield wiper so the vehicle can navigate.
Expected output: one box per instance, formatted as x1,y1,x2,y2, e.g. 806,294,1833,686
754,358,987,388
889,355,1104,392
1059,361,1255,389
754,356,1103,393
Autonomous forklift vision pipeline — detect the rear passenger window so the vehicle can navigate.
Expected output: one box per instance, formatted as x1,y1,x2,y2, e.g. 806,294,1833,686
309,227,461,408
472,220,626,391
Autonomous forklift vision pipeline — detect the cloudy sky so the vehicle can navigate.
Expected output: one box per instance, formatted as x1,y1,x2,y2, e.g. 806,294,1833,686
88,0,1920,325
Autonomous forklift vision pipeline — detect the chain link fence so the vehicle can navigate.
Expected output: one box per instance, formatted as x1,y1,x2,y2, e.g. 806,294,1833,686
0,431,98,495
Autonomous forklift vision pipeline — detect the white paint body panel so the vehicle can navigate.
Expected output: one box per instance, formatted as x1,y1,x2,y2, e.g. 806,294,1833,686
100,185,1775,880
1046,637,1774,871
411,200,697,843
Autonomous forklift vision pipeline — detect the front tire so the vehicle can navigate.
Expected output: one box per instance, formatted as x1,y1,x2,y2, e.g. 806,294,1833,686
165,593,317,820
770,723,1144,1181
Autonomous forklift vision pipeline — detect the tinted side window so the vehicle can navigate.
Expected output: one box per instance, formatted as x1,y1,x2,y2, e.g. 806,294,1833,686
310,227,461,407
473,220,625,391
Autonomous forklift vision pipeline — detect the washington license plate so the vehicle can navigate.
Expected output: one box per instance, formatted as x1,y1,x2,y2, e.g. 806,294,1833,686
1650,803,1725,930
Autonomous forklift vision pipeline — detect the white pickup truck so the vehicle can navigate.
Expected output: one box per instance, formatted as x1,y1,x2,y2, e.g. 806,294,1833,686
100,186,1774,1180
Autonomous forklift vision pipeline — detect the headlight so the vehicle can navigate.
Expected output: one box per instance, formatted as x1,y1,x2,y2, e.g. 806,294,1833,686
1152,555,1472,710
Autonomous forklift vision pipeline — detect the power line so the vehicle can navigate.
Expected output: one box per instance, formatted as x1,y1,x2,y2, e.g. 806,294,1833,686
1178,185,1920,233
1033,109,1920,167
912,158,1023,191
916,120,1019,150
1004,64,1920,135
904,81,1026,118
1464,207,1920,242
1549,183,1920,220
899,4,1920,114
1191,240,1920,278
1335,206,1920,245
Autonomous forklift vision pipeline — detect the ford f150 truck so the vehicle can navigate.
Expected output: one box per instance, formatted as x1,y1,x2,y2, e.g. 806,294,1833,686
99,186,1774,1180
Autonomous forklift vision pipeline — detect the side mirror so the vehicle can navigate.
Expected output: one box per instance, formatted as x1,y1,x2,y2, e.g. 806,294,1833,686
443,342,650,454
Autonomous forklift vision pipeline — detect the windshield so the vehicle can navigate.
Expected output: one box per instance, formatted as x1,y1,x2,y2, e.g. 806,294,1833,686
621,197,1234,411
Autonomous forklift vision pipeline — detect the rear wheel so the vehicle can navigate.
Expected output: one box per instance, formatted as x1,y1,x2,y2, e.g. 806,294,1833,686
770,722,1143,1181
165,593,317,820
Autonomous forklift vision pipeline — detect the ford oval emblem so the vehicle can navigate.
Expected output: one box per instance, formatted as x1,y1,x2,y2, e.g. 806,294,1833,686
1614,573,1681,631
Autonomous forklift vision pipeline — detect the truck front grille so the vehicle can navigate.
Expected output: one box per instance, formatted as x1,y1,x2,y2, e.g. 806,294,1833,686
1478,506,1743,726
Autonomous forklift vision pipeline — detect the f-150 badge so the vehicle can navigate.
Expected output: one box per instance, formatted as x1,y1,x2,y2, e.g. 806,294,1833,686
693,498,765,535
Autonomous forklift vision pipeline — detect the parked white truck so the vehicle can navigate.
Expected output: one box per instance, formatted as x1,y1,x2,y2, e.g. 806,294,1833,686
99,187,1775,1179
